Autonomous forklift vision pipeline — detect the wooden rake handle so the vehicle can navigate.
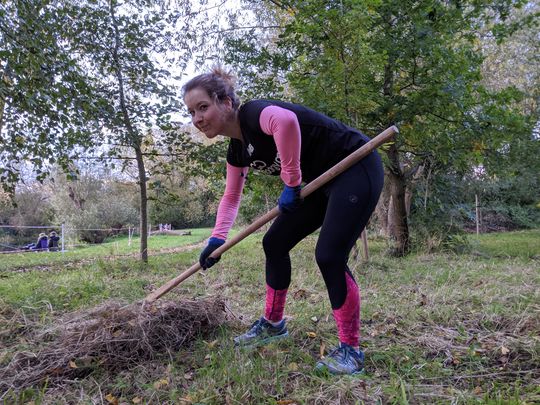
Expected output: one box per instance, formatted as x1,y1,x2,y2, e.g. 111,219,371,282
144,125,398,303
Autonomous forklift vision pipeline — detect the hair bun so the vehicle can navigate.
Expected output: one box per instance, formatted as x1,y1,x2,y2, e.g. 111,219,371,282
212,66,236,88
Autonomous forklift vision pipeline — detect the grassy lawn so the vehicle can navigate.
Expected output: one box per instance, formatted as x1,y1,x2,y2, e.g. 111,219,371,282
1,229,539,404
0,228,212,272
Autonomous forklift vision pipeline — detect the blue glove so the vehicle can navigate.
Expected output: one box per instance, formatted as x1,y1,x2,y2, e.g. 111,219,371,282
199,237,225,270
278,185,303,213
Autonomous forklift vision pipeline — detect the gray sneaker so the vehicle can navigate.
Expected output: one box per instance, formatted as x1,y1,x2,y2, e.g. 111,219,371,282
234,317,289,348
315,343,365,375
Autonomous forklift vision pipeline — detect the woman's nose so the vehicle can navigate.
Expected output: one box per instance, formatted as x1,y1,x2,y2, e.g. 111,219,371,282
193,111,203,125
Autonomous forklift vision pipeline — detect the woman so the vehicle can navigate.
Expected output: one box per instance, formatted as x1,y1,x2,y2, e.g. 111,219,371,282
183,68,384,375
33,233,49,251
48,231,60,252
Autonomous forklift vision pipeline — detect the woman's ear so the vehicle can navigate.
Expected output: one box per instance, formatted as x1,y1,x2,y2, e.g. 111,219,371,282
222,96,233,111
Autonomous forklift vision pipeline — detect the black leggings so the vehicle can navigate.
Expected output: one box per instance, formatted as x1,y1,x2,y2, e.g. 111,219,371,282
262,150,384,309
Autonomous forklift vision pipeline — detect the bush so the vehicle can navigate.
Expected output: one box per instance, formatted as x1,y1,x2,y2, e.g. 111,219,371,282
70,199,138,243
49,174,139,244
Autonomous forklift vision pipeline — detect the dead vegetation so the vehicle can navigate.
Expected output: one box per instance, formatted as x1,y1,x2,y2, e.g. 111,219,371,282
0,298,230,394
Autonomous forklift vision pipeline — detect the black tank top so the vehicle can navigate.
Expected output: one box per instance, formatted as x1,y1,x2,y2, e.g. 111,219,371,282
227,100,370,183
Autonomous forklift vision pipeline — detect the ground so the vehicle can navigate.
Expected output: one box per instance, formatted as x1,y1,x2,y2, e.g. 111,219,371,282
0,229,539,404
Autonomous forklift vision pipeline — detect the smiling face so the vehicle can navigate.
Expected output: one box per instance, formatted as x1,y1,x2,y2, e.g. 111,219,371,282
184,87,231,139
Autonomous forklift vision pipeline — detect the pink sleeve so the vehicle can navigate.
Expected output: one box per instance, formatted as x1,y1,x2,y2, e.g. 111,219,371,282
211,163,248,240
259,106,302,187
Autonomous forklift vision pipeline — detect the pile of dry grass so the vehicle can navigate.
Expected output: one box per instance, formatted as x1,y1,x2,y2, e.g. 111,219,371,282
0,298,230,392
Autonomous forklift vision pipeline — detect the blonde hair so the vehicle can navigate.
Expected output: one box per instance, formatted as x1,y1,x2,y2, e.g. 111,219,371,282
182,66,241,110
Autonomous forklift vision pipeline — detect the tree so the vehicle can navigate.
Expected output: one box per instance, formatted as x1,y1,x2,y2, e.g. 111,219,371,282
0,0,105,193
226,0,535,255
2,0,219,262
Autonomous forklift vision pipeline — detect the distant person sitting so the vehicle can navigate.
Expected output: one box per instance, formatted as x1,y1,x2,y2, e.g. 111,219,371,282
32,233,49,251
48,231,60,251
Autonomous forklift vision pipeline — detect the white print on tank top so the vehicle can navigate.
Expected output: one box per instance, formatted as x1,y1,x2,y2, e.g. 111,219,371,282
250,153,282,175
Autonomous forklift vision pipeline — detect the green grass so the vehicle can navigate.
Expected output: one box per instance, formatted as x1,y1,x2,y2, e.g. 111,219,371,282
1,229,539,404
471,228,540,259
0,228,212,272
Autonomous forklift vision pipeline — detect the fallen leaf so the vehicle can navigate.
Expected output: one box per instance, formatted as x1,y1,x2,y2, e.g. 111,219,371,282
319,342,326,358
310,316,319,323
293,289,308,299
359,380,367,392
473,386,482,395
184,372,193,380
153,378,169,389
69,360,78,369
306,331,317,338
287,362,299,372
105,393,118,405
48,367,64,376
500,346,510,355
132,397,142,404
205,339,219,349
277,400,298,405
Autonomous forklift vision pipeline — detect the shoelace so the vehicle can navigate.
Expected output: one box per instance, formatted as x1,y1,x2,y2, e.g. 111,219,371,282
248,319,264,335
328,346,355,364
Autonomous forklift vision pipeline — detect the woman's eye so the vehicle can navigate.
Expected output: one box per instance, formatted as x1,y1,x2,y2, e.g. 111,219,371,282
200,105,207,111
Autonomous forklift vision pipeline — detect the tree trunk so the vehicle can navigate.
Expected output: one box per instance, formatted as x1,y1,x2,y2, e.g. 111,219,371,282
0,64,9,141
135,147,148,262
385,143,410,256
380,33,410,255
110,0,148,262
374,170,391,237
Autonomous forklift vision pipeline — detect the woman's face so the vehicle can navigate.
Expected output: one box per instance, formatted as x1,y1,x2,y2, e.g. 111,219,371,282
184,87,231,139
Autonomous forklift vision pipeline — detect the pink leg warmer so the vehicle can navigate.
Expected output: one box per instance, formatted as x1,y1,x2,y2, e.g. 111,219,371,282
264,284,288,322
332,272,361,347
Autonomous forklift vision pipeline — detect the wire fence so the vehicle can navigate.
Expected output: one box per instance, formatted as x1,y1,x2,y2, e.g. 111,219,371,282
0,224,176,255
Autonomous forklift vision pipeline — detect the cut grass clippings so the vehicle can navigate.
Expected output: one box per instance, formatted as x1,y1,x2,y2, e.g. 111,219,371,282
0,298,231,392
0,229,539,404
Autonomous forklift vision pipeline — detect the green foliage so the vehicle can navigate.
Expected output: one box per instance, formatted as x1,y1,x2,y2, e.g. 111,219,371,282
1,0,218,260
238,172,282,224
408,169,471,252
1,188,55,228
0,0,106,192
46,172,139,243
148,177,216,229
226,0,537,252
0,187,56,249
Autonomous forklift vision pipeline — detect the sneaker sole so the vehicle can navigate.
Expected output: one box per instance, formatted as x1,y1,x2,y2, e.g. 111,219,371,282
234,331,289,349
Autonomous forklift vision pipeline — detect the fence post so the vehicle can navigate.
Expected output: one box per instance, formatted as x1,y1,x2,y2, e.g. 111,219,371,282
475,194,480,235
61,223,65,253
361,229,369,261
